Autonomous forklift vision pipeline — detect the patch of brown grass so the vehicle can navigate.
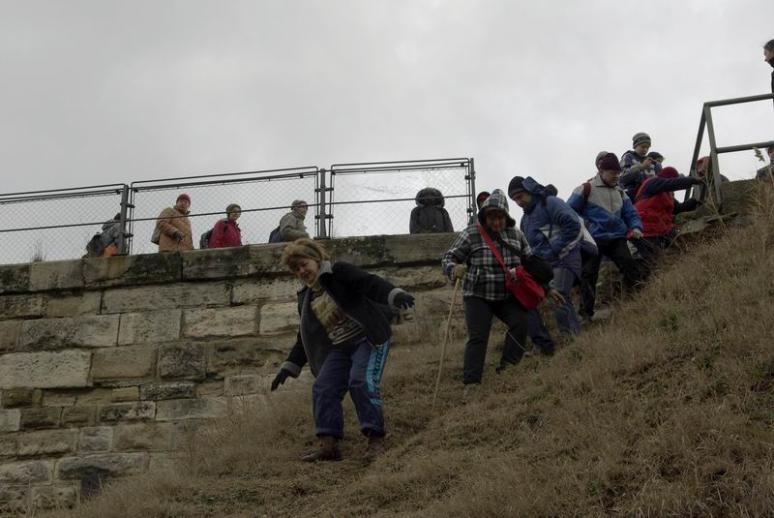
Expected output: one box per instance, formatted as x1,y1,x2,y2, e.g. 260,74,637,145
49,186,774,517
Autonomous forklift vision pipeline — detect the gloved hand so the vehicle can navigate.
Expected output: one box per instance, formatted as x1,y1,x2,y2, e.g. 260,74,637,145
627,228,643,240
174,231,184,243
452,264,468,281
393,292,415,309
270,368,292,391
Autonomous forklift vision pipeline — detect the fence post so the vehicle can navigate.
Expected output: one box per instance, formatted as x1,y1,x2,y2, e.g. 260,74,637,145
467,158,476,221
118,185,131,255
317,169,328,238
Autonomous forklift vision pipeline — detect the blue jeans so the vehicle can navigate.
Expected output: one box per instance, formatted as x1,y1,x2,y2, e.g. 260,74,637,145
527,266,580,350
311,338,390,439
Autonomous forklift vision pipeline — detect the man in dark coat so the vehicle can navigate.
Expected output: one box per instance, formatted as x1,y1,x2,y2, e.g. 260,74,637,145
765,39,774,106
410,188,454,234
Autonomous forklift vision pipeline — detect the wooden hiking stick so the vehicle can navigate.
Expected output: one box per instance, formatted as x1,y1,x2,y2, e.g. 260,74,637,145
432,277,461,408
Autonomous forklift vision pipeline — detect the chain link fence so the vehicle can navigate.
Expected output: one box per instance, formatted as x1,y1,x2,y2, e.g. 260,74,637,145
0,158,475,264
0,185,128,264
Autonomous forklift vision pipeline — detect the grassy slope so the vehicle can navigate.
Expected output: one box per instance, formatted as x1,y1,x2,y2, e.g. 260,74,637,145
52,188,774,518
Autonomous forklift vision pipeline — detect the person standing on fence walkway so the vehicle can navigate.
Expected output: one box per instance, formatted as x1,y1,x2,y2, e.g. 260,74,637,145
209,203,242,248
467,191,490,225
756,145,774,180
270,238,415,462
410,187,454,234
278,200,310,241
155,193,193,252
509,176,584,352
441,189,553,391
620,132,662,199
765,39,774,105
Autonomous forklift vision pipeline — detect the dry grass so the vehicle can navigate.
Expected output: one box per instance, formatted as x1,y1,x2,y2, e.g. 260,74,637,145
48,186,774,517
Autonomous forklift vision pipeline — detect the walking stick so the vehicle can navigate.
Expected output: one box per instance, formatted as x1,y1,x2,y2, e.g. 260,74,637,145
432,277,461,408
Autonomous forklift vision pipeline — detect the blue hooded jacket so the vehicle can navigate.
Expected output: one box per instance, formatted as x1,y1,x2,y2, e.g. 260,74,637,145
568,174,642,243
518,177,582,265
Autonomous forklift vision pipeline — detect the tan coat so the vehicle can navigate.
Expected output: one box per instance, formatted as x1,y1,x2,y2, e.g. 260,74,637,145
156,207,193,252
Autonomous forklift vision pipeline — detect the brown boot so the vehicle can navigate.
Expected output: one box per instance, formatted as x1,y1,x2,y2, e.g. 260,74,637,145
365,436,385,460
301,436,342,462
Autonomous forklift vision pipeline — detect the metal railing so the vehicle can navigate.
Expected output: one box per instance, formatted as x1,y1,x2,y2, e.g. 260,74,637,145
687,93,774,206
0,158,475,264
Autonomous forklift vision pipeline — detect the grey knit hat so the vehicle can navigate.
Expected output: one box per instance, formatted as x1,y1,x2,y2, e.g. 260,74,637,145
632,132,651,147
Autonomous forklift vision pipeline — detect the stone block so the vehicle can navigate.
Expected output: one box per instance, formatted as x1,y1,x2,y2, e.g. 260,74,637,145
139,381,195,401
1,388,42,408
29,260,83,291
231,277,300,304
258,302,298,335
101,282,230,314
224,374,264,396
156,397,228,421
383,233,456,265
118,309,182,345
92,346,156,381
17,429,78,457
113,422,175,451
0,263,31,294
0,409,21,432
45,291,102,318
205,337,284,376
98,401,155,424
111,386,139,402
0,320,21,352
183,306,258,338
720,179,757,215
83,252,182,287
196,381,224,397
61,405,96,427
31,483,78,511
56,452,147,480
20,407,61,429
182,246,256,280
158,343,206,380
79,427,113,453
326,235,389,267
231,245,287,277
18,315,119,351
381,265,449,291
42,391,77,407
73,389,112,405
0,294,45,320
0,460,53,484
0,350,92,389
0,435,17,456
0,485,28,513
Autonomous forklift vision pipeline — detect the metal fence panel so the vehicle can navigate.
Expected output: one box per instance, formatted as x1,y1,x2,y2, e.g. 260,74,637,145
0,185,127,264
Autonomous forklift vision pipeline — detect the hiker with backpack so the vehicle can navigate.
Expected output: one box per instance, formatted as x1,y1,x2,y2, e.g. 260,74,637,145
207,203,243,248
274,200,310,242
269,238,415,462
409,187,454,234
85,213,122,258
509,177,586,352
441,189,553,390
568,153,646,323
620,132,662,199
154,193,193,252
632,166,703,266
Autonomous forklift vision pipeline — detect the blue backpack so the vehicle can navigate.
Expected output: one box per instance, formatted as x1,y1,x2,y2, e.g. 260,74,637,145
268,227,283,243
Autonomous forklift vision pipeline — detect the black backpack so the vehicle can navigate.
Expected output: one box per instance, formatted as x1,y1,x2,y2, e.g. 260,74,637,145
268,226,283,243
85,233,104,257
200,229,213,249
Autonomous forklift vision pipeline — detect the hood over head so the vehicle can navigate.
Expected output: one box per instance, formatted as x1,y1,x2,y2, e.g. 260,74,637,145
415,187,445,207
477,189,516,228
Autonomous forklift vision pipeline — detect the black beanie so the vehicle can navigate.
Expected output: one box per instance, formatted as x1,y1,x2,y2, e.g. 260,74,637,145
508,176,526,196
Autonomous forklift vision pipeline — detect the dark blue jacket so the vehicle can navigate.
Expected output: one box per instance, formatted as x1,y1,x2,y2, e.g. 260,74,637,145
281,261,405,378
568,174,642,243
518,177,582,264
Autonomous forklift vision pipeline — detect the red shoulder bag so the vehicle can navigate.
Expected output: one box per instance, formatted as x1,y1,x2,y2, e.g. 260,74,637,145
477,224,545,310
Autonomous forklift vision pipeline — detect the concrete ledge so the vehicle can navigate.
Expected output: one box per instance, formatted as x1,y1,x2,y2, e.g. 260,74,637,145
83,252,182,288
0,263,31,294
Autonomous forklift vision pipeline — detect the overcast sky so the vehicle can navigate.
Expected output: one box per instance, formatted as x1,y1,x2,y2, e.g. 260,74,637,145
2,0,773,204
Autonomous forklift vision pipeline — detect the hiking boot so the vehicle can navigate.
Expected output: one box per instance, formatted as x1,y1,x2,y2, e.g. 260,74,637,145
365,436,386,460
300,436,342,462
463,383,481,399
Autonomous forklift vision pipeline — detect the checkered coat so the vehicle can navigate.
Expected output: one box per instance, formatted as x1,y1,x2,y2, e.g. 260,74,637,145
442,189,532,301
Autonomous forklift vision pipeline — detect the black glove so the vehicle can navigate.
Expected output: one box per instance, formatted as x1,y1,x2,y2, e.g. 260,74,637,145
270,368,291,391
393,292,415,309
174,231,184,243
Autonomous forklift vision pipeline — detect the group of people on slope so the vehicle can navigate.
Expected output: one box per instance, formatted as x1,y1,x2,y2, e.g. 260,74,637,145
152,194,311,253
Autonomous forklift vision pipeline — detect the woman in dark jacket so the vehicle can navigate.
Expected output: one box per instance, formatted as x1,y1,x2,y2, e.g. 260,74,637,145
270,238,415,462
209,203,242,248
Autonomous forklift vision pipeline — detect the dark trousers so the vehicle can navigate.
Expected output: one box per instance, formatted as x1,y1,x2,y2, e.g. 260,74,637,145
312,338,390,439
463,295,528,384
580,238,644,318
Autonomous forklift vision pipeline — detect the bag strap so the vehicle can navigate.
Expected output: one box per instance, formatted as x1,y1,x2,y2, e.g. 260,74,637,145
477,223,510,276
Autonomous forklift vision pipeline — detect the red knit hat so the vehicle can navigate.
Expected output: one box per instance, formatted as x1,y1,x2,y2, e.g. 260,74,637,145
597,153,622,172
176,193,191,203
658,167,679,179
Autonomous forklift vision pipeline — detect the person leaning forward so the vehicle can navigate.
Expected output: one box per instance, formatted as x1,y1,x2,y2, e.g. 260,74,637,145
155,193,194,252
270,238,415,462
442,189,553,389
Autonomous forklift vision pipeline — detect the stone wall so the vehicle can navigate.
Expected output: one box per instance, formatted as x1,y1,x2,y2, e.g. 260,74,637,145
0,233,457,514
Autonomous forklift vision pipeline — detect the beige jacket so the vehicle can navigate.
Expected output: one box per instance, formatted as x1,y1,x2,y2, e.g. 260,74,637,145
156,207,193,252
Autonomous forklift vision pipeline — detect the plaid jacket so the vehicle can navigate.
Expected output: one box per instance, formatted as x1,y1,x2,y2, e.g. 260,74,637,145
442,190,532,301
